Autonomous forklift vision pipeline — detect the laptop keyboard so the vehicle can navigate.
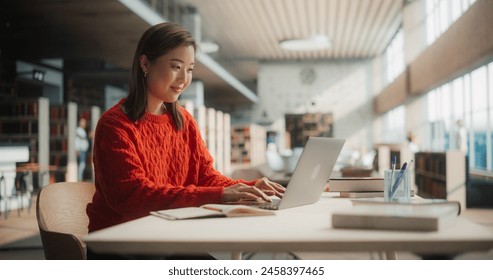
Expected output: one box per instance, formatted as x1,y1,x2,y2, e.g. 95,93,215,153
257,198,281,210
226,197,281,210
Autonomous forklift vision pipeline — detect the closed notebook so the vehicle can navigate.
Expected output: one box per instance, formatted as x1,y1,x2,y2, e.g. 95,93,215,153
339,189,415,198
150,204,275,220
332,202,460,231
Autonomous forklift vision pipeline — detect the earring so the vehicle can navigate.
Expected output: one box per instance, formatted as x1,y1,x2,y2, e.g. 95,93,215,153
144,71,147,77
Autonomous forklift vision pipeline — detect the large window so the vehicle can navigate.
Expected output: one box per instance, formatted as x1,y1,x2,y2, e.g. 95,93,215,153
426,0,477,46
425,61,493,172
489,63,493,170
471,67,488,169
382,105,406,144
384,28,404,84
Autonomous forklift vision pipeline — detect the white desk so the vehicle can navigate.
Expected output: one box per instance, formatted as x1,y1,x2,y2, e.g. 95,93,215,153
84,193,493,259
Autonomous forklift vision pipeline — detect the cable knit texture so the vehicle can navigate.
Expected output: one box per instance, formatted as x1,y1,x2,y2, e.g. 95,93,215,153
87,99,252,232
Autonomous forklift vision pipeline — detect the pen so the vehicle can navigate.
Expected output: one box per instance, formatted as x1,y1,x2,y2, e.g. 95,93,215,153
394,160,414,199
404,159,414,185
390,156,397,192
390,161,407,198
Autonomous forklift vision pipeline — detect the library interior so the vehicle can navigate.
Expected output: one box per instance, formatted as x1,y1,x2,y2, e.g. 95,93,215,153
1,0,493,260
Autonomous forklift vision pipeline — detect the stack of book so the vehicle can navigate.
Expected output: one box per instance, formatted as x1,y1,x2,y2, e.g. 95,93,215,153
331,198,461,231
329,177,389,198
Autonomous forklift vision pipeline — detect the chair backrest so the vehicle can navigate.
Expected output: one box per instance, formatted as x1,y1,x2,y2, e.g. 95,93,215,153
36,182,95,260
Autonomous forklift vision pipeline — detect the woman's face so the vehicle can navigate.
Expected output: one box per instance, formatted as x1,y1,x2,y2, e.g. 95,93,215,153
142,45,195,103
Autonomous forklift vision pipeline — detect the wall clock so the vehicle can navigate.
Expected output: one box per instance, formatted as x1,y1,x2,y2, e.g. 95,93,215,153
300,67,316,84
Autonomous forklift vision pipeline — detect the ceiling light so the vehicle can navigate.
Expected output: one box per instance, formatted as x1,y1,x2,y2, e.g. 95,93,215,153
279,35,331,51
199,41,220,53
32,70,45,82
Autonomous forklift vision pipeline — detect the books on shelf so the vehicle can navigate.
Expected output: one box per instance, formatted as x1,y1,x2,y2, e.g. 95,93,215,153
329,177,384,192
414,151,466,208
150,204,275,220
332,198,460,231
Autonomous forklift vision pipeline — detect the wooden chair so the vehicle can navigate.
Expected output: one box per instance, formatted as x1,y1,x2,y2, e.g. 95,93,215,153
36,182,95,260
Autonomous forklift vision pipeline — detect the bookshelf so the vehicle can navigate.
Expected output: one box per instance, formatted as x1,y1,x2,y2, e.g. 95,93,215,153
231,124,266,167
414,151,466,208
0,97,49,189
285,113,333,148
374,144,413,176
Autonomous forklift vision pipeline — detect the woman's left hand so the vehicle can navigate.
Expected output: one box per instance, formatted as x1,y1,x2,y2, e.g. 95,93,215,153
254,177,286,198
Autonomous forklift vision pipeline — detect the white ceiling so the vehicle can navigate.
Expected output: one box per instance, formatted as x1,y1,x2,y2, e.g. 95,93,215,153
177,0,404,81
1,0,405,108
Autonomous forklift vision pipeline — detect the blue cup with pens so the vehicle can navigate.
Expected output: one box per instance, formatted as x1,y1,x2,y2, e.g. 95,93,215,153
384,157,412,203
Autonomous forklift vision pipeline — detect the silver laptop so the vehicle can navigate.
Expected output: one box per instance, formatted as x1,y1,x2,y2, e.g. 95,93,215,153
249,137,345,210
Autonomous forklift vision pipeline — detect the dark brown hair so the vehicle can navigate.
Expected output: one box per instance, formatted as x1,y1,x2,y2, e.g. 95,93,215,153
122,22,197,130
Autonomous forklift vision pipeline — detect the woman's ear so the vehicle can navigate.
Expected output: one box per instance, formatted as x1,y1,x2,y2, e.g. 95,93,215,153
139,55,149,74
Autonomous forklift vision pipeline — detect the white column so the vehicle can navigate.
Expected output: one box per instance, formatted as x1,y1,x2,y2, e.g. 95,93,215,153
181,100,194,115
216,111,224,173
90,106,101,181
196,105,207,141
207,108,216,167
224,113,232,177
66,102,77,182
38,97,50,187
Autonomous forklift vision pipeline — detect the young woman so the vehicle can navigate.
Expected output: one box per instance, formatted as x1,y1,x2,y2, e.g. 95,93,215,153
86,22,284,234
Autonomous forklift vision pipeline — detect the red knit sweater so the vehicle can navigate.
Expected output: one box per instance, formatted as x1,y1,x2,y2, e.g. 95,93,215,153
87,99,250,232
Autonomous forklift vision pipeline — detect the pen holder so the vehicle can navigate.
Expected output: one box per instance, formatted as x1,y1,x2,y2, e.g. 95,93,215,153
384,169,411,203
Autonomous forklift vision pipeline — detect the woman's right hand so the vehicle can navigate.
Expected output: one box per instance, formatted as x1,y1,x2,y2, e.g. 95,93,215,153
221,183,272,203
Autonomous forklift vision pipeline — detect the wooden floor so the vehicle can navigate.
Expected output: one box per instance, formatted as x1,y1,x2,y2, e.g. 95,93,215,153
0,196,39,246
0,197,39,245
0,195,45,259
1,195,493,260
